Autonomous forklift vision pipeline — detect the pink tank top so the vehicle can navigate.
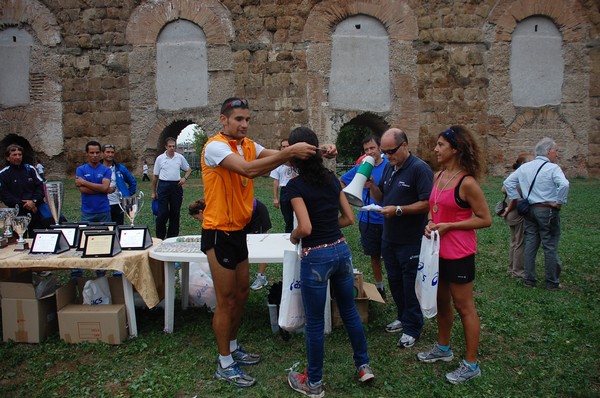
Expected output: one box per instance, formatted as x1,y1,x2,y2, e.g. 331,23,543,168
429,174,477,260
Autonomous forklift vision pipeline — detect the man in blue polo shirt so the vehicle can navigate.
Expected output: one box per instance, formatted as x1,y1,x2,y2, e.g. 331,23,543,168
340,135,388,300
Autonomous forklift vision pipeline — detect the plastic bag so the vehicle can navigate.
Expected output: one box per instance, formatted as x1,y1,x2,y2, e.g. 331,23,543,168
82,276,112,305
188,261,216,311
278,247,305,332
415,231,440,318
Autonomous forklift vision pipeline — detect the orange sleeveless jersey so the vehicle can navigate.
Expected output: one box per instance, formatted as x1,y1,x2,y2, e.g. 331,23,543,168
201,133,257,231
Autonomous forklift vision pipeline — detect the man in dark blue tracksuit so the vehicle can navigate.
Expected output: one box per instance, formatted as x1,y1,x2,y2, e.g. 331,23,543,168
0,144,46,236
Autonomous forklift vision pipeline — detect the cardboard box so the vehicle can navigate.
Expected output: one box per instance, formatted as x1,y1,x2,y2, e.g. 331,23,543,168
0,281,58,343
353,271,364,298
58,305,127,344
331,282,385,328
56,277,128,344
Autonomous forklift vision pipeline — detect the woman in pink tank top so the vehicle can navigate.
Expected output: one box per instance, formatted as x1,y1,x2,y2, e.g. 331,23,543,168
416,126,491,384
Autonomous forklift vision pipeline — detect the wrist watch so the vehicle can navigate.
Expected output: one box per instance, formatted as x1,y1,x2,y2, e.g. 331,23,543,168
395,205,403,216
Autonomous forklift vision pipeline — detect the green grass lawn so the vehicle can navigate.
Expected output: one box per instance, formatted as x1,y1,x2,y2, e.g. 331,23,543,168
0,176,598,397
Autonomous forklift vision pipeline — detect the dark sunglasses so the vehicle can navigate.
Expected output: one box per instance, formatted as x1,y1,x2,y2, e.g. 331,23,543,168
381,142,404,155
102,144,115,150
222,98,249,113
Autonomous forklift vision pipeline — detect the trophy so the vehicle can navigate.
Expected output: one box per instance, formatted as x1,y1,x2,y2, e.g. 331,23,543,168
116,191,152,250
12,214,31,251
118,191,145,226
0,205,19,238
44,181,64,225
0,212,7,247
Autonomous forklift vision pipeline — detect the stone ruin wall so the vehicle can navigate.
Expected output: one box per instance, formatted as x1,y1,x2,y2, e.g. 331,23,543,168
0,0,598,179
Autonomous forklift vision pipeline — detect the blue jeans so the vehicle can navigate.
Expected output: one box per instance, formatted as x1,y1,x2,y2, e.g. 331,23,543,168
524,206,562,288
300,242,369,384
381,241,423,338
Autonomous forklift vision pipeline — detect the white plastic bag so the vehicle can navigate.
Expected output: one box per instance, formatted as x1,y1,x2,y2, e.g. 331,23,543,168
188,261,216,311
415,231,440,318
278,246,305,331
82,277,112,305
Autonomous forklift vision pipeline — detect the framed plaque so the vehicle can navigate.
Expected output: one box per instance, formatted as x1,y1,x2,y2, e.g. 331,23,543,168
88,221,117,231
82,230,122,258
30,229,70,254
77,226,109,251
117,225,152,250
50,223,80,248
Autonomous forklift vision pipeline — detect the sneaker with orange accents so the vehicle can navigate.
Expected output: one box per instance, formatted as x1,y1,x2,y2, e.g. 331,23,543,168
287,370,324,398
355,364,375,383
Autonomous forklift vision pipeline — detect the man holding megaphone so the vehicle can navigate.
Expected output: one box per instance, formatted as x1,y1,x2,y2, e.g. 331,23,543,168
340,135,388,300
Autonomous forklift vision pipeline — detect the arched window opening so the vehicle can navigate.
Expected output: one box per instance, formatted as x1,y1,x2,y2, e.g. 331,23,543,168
329,15,390,112
510,16,564,107
0,28,34,107
156,20,208,110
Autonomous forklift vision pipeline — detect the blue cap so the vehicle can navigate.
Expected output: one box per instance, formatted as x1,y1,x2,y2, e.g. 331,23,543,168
152,199,159,216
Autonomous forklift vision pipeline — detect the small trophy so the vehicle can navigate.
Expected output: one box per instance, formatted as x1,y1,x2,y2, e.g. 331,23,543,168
12,214,31,251
44,181,64,225
33,181,71,253
0,205,19,239
0,212,7,247
117,191,152,250
118,191,144,226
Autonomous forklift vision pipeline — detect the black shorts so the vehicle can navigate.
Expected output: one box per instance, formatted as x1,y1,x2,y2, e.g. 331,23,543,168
201,229,248,270
359,221,382,257
243,200,272,234
439,254,475,284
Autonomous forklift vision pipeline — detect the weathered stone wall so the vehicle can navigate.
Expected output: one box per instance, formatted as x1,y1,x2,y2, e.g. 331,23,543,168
0,0,598,178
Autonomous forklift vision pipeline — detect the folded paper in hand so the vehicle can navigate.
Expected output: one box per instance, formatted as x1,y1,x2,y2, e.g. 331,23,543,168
359,204,382,212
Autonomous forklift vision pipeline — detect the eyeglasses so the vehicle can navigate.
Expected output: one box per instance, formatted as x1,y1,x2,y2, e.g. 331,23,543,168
222,98,249,113
102,144,115,150
381,142,404,155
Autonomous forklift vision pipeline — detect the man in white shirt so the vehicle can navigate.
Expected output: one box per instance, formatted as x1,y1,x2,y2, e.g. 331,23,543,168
151,137,191,239
503,137,570,290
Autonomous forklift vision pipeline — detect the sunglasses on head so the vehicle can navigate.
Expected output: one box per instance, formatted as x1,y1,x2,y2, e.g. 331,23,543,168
102,144,115,150
222,98,249,113
381,141,404,155
441,128,457,148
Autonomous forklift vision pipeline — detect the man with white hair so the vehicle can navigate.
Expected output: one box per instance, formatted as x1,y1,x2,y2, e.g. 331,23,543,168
503,137,570,290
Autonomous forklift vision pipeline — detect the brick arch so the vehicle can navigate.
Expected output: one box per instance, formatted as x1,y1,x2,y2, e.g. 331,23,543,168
484,0,595,177
145,114,221,156
303,0,419,151
127,0,236,175
487,0,592,42
126,0,234,46
0,0,60,46
505,108,585,169
303,0,418,42
0,0,64,178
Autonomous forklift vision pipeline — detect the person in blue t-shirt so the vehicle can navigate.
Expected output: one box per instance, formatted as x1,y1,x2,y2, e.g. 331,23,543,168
76,141,112,223
73,140,112,278
340,135,388,300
